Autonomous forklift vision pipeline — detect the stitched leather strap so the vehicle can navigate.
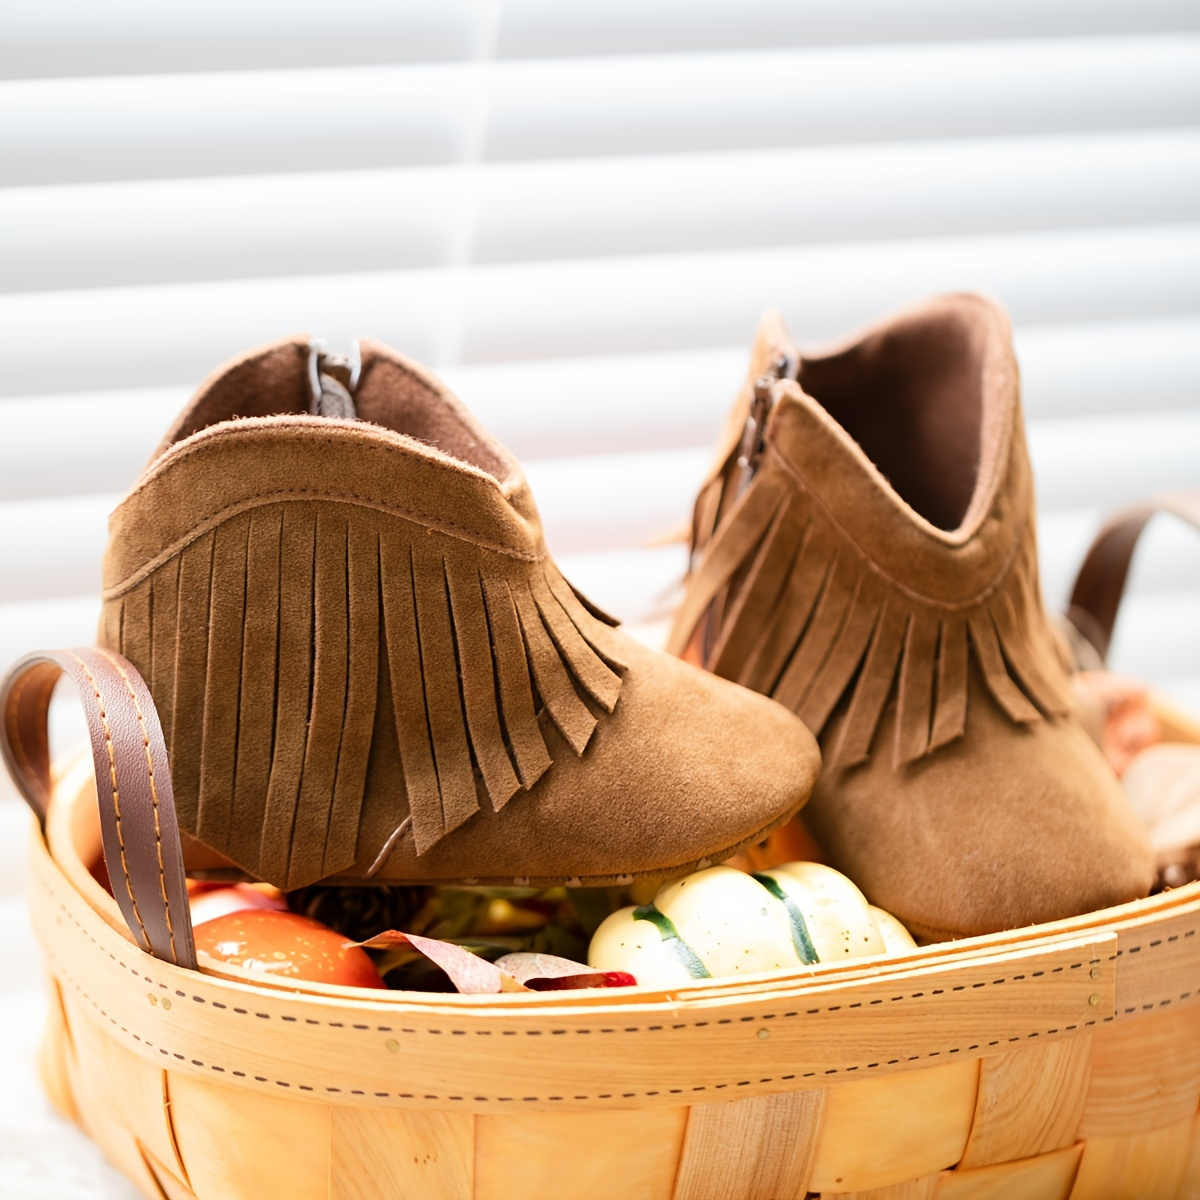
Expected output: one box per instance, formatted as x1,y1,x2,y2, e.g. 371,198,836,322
1067,490,1200,664
1,648,196,969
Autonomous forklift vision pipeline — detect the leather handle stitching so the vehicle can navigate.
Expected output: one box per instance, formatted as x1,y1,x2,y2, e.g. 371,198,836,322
98,649,179,966
66,651,152,953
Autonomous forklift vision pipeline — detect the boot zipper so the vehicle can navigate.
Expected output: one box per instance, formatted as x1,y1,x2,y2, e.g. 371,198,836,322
734,349,796,497
308,338,361,420
695,348,798,665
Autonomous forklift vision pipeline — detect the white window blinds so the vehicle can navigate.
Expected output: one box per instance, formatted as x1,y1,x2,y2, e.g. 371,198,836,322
1,0,1198,770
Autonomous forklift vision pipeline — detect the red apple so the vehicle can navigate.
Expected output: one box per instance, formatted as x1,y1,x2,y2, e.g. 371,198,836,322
193,909,385,989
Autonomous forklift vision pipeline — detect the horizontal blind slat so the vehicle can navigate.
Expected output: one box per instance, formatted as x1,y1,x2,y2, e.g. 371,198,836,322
484,37,1200,164
498,0,1200,59
2,37,1197,186
2,224,1197,397
0,1,485,80
1103,590,1200,692
5,411,1198,602
5,0,1199,80
475,130,1200,264
2,316,1197,502
1,535,1196,715
458,224,1200,363
0,10,1194,725
5,131,1199,294
0,65,481,186
3,552,1196,658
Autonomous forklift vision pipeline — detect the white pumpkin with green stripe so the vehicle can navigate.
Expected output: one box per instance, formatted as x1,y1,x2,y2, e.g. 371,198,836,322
869,903,920,955
587,861,915,989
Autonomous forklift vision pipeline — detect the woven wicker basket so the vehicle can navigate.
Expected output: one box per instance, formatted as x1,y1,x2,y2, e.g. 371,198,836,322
23,725,1200,1200
12,491,1200,1200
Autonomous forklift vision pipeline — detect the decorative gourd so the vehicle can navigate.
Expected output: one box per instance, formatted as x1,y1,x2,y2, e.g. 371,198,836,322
588,861,915,989
869,904,920,955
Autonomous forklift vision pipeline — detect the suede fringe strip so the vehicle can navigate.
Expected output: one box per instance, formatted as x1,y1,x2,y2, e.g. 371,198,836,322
100,502,626,889
669,462,1072,768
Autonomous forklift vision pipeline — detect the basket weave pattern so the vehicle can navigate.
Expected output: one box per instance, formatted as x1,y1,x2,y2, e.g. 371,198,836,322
29,759,1200,1200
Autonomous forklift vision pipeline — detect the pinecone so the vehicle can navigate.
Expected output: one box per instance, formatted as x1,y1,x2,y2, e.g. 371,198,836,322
286,885,432,943
1155,847,1200,894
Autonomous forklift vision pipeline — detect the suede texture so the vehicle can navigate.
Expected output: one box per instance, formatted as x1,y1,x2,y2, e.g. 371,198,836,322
811,660,1154,941
100,337,819,890
671,294,1155,937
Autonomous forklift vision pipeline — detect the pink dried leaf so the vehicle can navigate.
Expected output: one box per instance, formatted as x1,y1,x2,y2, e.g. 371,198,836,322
495,952,637,990
355,930,528,994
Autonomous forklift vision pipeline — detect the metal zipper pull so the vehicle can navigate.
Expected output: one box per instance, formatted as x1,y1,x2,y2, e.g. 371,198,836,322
734,350,795,495
308,339,361,420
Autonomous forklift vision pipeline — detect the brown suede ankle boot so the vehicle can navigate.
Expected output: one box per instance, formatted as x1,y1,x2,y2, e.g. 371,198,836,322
99,337,819,891
669,294,1153,940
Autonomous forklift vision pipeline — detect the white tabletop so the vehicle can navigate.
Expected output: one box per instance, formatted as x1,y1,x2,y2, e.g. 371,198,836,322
0,892,140,1200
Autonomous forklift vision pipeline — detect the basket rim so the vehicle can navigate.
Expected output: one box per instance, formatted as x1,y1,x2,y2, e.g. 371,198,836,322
29,763,1200,1112
34,755,1200,1009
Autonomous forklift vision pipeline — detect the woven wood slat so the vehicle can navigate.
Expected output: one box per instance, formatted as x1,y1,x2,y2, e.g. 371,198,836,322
808,1062,979,1192
936,1142,1081,1199
141,1149,194,1200
329,1107,475,1200
672,1088,824,1199
1180,1112,1200,1198
167,1073,330,1200
37,973,78,1124
474,1108,687,1200
1079,1005,1200,1138
1069,1113,1195,1199
23,754,1200,1200
821,1172,940,1199
958,1036,1092,1167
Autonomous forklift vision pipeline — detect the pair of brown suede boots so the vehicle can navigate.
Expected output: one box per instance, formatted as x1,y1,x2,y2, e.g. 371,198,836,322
97,294,1152,942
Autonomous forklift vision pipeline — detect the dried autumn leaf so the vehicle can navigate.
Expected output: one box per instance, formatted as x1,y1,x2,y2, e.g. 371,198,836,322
495,952,637,990
355,930,529,994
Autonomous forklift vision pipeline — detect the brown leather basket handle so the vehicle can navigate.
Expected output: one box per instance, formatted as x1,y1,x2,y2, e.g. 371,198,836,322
1067,489,1200,665
1,647,197,969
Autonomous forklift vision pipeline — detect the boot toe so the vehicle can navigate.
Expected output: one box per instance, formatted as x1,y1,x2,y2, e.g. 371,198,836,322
534,641,821,880
808,675,1154,940
364,635,821,885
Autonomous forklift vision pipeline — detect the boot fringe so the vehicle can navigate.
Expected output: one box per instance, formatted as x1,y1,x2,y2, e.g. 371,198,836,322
669,461,1072,769
101,501,625,889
